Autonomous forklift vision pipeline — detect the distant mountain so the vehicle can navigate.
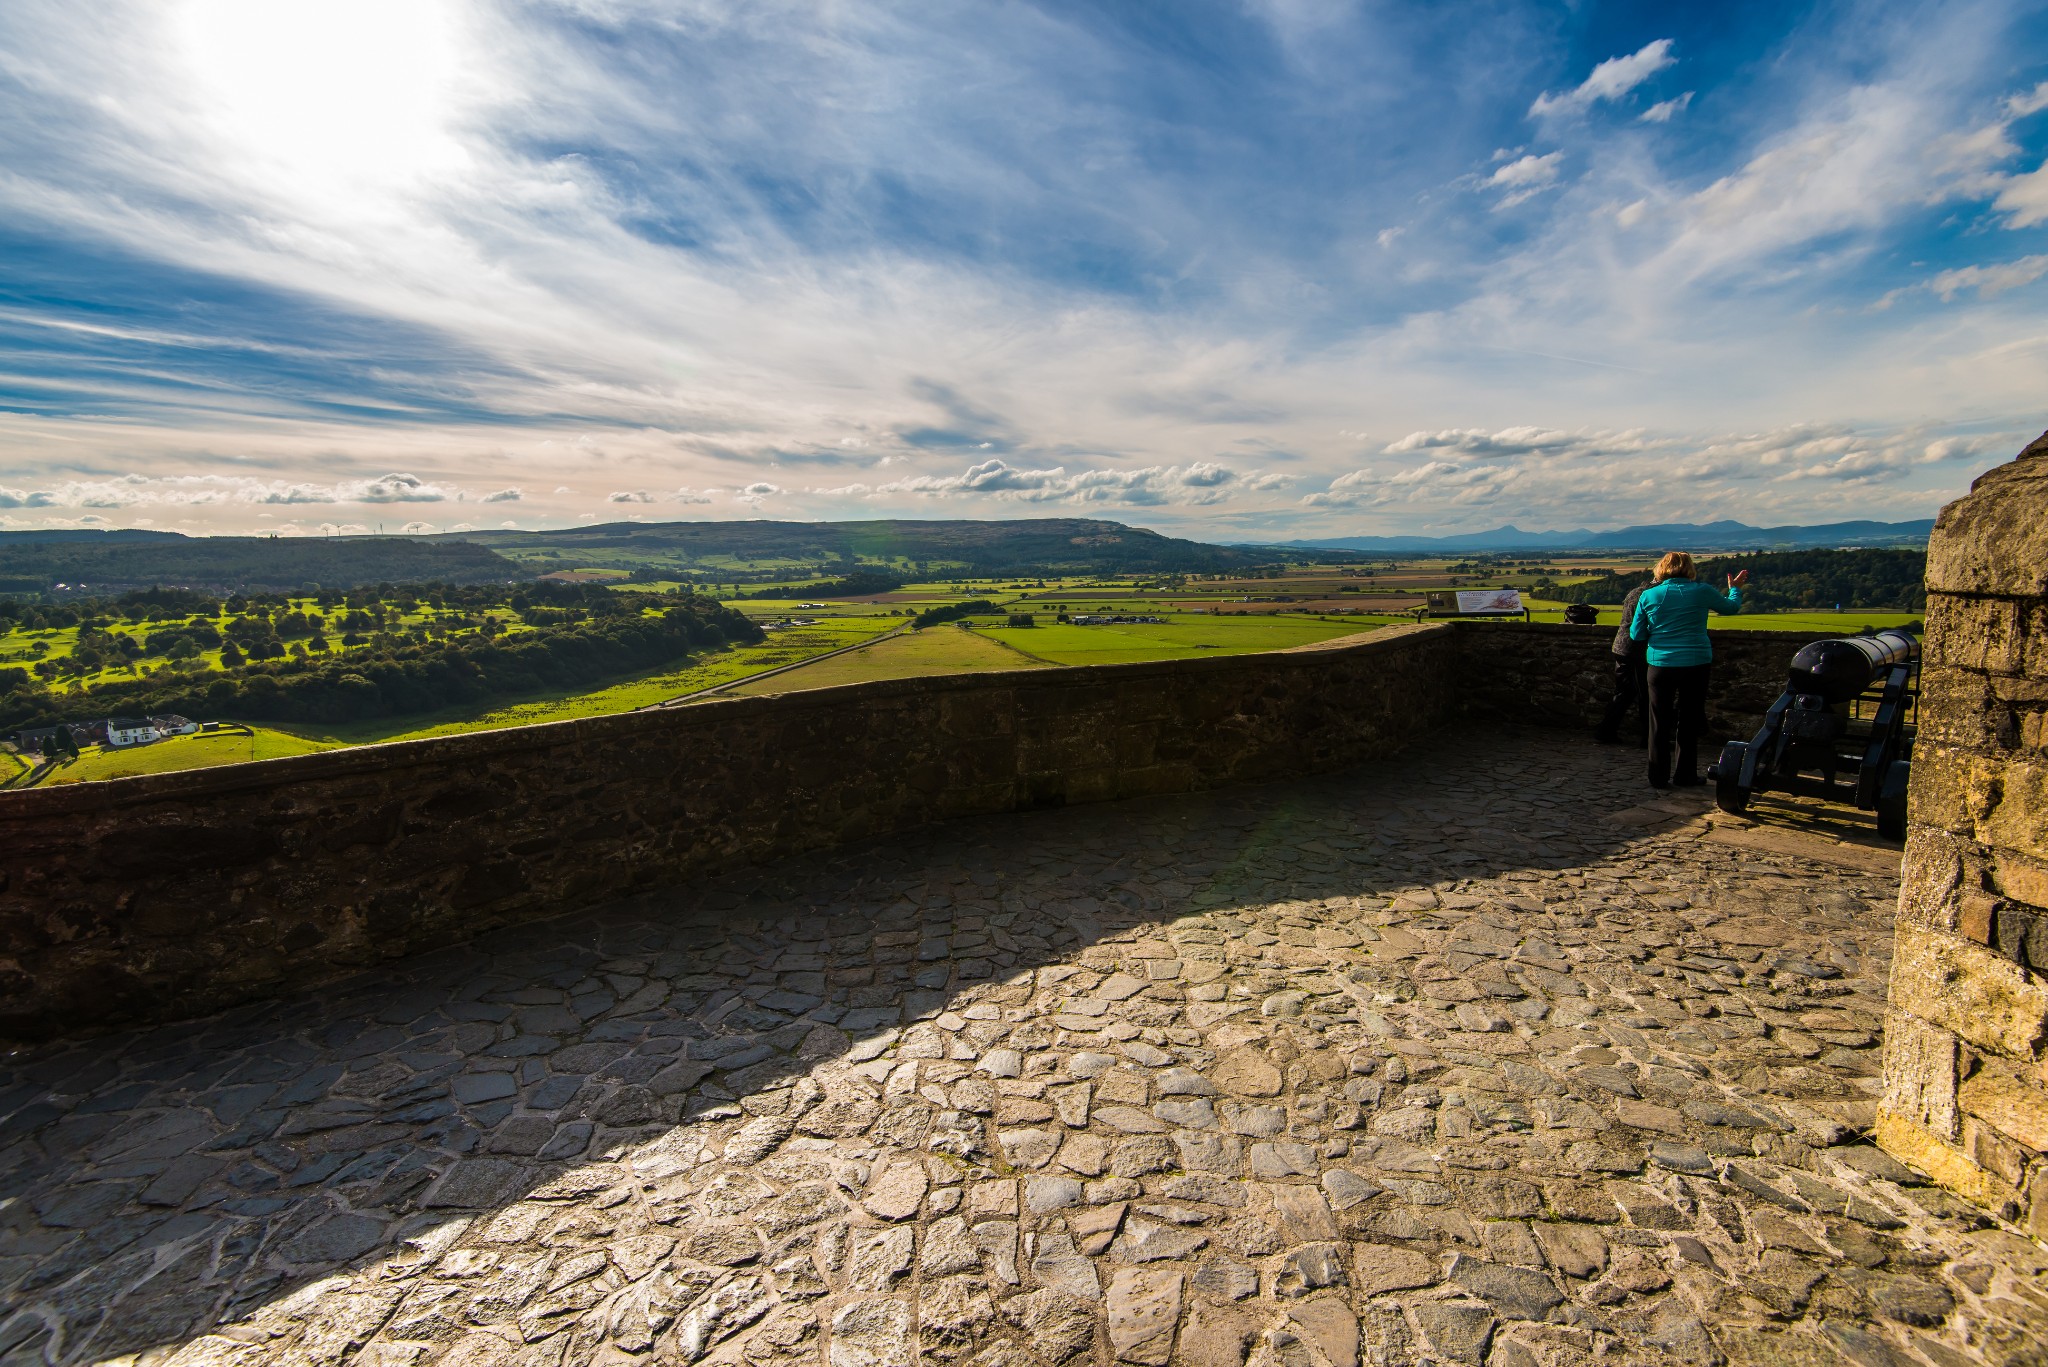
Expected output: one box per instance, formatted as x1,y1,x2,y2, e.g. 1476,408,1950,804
1269,517,1936,553
442,518,1276,575
0,532,521,592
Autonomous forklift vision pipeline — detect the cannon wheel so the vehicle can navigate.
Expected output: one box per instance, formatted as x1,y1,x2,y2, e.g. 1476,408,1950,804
1877,760,1910,842
1712,741,1751,815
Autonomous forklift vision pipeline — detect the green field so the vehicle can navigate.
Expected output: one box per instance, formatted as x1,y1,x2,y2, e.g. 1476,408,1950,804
974,614,1390,665
5,557,1935,788
269,617,904,744
30,728,338,787
729,624,1044,694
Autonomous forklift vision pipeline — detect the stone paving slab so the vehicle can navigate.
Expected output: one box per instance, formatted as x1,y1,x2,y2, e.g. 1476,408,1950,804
2,728,2045,1367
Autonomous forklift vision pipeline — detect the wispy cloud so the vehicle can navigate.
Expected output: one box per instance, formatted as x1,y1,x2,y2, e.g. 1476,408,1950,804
0,1,2036,538
1530,39,1676,120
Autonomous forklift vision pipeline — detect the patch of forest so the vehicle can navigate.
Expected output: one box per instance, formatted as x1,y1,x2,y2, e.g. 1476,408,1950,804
0,582,759,730
1544,548,1927,611
0,533,524,593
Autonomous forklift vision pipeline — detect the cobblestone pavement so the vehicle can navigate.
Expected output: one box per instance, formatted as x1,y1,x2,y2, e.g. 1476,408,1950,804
4,728,2046,1367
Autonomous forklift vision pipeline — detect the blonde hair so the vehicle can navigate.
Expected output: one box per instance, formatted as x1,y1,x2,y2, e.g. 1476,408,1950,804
1654,552,1696,582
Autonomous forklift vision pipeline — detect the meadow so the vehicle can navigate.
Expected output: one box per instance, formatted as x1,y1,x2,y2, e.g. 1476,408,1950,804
15,726,336,789
1,558,1929,786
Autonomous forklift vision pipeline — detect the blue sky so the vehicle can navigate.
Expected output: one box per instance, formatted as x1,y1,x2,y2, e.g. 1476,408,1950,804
0,0,2043,538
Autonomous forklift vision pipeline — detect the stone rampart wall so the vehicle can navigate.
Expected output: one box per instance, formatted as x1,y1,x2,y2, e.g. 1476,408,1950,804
0,617,1835,1040
1880,433,2048,1238
1444,620,1816,739
0,624,1472,1038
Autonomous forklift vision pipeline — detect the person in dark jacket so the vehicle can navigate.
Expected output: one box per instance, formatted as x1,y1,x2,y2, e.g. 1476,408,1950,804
1594,578,1649,745
1629,552,1748,788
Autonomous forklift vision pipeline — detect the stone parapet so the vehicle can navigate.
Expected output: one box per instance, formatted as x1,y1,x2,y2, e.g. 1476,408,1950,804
1438,620,1834,737
0,615,1836,1041
0,623,1469,1038
1880,431,2048,1239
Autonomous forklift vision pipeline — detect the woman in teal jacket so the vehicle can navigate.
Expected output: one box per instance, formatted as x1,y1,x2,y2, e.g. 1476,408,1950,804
1628,552,1748,788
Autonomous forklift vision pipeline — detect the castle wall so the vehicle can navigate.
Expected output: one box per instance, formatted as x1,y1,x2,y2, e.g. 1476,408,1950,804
1879,433,2048,1237
1441,619,1811,738
0,617,1827,1039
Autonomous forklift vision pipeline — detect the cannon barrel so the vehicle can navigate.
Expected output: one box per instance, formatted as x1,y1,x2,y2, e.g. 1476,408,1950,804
1787,628,1919,704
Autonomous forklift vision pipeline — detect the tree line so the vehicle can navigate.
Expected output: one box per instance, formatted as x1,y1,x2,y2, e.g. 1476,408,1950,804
1545,549,1927,611
0,581,759,730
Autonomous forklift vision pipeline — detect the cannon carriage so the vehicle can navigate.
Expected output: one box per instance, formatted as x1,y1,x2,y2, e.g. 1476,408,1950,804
1707,628,1919,840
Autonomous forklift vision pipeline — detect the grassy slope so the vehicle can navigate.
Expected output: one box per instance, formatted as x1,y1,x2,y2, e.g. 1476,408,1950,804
728,625,1045,694
975,615,1385,665
280,617,901,744
34,728,338,786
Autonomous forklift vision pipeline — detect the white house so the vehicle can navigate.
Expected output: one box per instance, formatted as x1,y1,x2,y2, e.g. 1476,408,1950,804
105,717,160,748
150,715,200,736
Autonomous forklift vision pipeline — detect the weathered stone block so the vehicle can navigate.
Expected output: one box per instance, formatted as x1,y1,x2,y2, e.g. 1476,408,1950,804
1924,596,2037,676
1888,926,2048,1060
1923,431,2048,597
1880,1011,1959,1142
1958,1067,2048,1152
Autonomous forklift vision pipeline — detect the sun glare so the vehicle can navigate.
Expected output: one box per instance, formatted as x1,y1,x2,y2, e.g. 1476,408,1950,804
174,0,473,209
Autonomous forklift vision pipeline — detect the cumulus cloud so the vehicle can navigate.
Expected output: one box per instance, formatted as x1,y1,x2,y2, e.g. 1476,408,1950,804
607,490,654,503
0,472,467,510
480,487,523,502
736,482,781,502
1382,426,1620,459
1530,39,1676,120
398,521,437,534
867,458,1285,508
354,473,452,503
671,487,715,504
1297,421,2020,514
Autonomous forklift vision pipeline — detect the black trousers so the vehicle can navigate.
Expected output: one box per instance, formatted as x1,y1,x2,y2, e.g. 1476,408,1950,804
1596,653,1646,740
1646,663,1711,783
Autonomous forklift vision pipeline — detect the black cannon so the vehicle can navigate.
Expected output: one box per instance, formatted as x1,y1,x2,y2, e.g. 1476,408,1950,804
1708,628,1919,840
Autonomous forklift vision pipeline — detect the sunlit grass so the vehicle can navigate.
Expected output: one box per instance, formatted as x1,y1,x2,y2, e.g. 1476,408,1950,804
34,728,339,786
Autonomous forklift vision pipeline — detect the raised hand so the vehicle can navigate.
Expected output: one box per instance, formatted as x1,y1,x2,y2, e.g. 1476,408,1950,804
1728,570,1749,587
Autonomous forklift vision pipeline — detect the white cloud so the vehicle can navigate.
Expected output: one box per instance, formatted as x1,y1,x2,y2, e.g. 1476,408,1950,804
1993,160,2048,228
866,458,1285,507
480,487,522,502
1530,40,1675,120
1926,255,2048,300
671,487,715,504
607,489,654,503
0,472,464,509
1640,93,1693,124
398,521,437,533
1486,152,1562,207
2005,81,2048,119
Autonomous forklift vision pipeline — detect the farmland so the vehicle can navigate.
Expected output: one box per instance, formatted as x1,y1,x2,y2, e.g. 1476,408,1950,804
1,551,1930,785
